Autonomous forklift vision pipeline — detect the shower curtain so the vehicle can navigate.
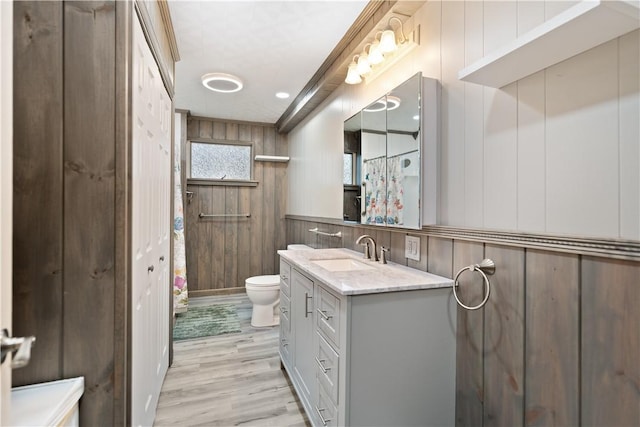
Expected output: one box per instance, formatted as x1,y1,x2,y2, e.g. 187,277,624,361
386,156,405,225
362,157,387,224
173,128,188,312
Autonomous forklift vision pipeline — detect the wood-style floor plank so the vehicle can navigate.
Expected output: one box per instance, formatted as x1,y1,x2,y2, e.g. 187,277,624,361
155,295,310,426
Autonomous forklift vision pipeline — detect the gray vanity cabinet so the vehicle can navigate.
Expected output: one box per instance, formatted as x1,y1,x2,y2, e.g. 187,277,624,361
290,268,317,410
280,258,456,427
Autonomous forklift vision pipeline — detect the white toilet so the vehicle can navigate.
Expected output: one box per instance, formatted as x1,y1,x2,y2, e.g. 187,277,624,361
246,244,314,327
245,274,281,327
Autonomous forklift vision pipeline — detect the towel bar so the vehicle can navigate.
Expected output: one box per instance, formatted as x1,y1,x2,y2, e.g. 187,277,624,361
199,213,250,218
308,227,342,238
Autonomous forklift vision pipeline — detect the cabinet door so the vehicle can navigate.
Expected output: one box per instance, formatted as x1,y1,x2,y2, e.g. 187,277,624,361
291,269,315,406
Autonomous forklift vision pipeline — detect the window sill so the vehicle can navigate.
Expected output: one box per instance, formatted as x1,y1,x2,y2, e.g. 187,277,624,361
187,178,259,187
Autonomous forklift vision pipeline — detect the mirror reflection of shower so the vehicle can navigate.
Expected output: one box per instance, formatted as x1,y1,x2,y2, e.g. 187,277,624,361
342,72,425,229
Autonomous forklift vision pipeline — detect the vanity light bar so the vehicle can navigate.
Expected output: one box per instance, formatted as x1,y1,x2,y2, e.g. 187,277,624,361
254,155,290,163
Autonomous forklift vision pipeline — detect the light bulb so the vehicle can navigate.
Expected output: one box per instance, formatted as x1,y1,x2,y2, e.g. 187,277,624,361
345,61,362,84
356,53,371,75
379,29,397,53
368,41,384,65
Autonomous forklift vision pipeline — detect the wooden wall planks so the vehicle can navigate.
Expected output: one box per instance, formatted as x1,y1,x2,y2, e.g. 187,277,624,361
12,1,64,386
483,245,525,426
285,217,640,427
453,241,485,426
525,250,580,426
63,2,117,422
185,117,287,296
12,2,174,424
581,257,640,426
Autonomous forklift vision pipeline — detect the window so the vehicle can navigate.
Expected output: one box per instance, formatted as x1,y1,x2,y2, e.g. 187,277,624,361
189,141,252,181
343,152,355,185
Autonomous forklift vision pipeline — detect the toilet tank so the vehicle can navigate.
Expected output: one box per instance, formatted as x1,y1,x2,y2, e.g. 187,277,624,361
287,244,314,250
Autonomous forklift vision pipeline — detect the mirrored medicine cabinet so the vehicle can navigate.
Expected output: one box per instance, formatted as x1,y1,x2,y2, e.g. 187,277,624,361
343,72,436,230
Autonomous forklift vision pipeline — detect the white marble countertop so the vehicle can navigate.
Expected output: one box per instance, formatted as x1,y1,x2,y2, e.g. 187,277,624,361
277,248,454,296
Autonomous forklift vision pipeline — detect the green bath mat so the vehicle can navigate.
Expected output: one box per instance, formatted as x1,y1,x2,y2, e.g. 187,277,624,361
173,304,241,341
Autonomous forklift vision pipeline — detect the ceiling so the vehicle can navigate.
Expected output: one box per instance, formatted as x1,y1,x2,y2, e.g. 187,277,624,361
168,1,369,125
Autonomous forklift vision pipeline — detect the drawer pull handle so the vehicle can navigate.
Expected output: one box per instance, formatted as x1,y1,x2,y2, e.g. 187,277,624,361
281,338,288,347
280,307,288,314
317,308,333,320
315,406,331,426
280,274,288,281
305,293,312,317
315,356,331,373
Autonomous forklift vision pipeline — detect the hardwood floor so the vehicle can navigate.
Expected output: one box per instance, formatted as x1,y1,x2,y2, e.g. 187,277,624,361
154,294,310,426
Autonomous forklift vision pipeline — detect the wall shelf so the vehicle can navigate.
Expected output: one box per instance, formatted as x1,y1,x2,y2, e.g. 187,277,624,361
254,155,290,163
458,0,640,88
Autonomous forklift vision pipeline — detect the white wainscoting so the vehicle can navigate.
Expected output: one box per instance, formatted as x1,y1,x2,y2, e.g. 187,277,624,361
287,0,640,241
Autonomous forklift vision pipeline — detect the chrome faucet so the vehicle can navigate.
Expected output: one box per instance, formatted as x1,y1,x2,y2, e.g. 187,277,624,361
355,235,378,262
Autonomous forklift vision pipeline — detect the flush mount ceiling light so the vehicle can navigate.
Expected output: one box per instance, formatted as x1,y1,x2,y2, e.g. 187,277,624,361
363,99,387,112
363,96,402,113
201,73,243,93
275,92,290,99
386,95,401,111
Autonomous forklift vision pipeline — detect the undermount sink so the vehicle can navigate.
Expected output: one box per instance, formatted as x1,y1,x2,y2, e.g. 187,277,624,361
311,258,375,272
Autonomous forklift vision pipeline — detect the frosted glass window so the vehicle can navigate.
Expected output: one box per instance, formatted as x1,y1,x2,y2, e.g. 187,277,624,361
190,142,251,180
343,153,354,185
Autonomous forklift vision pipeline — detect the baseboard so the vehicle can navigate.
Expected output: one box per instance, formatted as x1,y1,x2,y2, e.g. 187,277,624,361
188,287,246,298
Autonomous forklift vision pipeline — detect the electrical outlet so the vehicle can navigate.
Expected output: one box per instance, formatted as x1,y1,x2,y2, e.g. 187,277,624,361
405,236,420,261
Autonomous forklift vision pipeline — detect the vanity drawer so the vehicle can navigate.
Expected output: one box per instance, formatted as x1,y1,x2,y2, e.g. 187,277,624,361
316,332,339,405
279,291,291,333
280,324,292,367
315,383,338,427
316,286,340,348
279,259,291,297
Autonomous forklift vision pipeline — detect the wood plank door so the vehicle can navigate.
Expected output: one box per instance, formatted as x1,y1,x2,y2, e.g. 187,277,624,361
131,12,171,427
0,1,13,423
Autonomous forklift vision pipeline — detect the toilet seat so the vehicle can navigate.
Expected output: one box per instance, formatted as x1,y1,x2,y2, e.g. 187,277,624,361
245,275,280,288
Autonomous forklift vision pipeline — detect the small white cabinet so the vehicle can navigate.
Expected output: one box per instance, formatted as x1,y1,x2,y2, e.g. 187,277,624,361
279,255,457,427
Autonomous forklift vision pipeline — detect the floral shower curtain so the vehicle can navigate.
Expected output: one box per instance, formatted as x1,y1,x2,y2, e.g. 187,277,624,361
362,157,387,224
173,127,188,312
386,156,405,225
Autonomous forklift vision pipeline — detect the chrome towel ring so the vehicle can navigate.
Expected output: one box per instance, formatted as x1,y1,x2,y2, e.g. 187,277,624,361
452,259,495,311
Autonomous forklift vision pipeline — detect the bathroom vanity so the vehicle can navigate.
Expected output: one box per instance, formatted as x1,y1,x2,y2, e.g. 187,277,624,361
278,248,456,427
